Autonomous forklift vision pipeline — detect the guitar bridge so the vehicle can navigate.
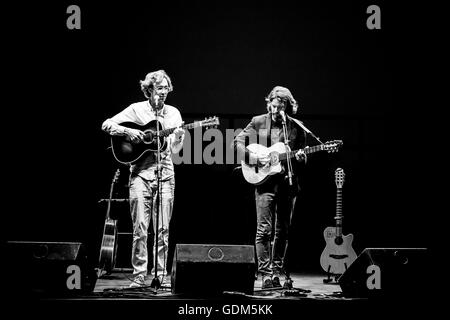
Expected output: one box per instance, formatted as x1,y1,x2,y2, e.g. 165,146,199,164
329,254,349,260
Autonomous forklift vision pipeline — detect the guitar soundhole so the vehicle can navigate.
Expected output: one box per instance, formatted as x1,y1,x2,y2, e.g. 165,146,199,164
143,131,154,144
33,244,49,259
334,237,343,245
208,247,224,261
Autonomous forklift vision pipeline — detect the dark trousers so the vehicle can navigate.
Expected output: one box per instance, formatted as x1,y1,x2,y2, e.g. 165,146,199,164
255,176,297,279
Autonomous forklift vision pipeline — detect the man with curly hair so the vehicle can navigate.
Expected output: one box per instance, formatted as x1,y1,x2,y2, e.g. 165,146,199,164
102,70,184,288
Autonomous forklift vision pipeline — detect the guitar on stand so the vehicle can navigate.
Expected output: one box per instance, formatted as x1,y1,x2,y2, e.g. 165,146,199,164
320,168,357,283
98,168,121,278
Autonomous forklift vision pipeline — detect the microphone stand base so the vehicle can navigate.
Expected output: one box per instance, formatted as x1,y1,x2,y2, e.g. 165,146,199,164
150,277,161,290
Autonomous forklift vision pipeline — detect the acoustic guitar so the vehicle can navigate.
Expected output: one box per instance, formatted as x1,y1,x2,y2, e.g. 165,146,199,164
241,140,342,185
319,168,357,275
98,168,120,277
110,116,220,164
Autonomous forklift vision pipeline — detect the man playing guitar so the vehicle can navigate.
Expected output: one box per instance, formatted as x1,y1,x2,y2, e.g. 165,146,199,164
102,70,184,288
234,86,307,290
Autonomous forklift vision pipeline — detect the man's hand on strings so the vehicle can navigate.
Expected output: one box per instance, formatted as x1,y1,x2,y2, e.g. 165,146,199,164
249,152,270,168
125,128,145,142
295,149,307,163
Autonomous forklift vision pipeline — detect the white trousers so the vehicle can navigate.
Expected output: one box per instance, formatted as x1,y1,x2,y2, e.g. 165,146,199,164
129,174,175,278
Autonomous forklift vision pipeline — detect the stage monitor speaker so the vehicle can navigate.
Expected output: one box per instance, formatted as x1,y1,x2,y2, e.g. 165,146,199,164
338,248,428,298
4,241,97,296
171,244,256,296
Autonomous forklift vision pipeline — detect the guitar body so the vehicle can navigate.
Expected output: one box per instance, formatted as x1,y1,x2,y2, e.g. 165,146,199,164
241,140,342,185
319,168,357,275
109,117,220,165
98,218,118,274
111,120,167,164
241,142,286,185
319,227,357,275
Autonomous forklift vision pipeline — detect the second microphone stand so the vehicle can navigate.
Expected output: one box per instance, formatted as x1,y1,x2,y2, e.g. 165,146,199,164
150,105,163,291
281,114,294,186
281,113,325,186
279,112,323,289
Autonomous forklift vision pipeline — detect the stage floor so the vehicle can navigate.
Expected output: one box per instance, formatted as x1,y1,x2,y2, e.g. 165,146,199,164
7,271,430,319
94,271,348,300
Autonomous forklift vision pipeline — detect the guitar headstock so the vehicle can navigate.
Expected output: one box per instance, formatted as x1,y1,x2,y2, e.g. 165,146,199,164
335,167,345,188
202,116,220,129
112,168,120,183
323,140,343,153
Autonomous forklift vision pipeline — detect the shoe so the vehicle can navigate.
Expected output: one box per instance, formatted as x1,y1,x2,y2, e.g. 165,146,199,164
129,274,146,288
159,276,171,288
272,276,282,288
283,278,293,290
261,277,273,289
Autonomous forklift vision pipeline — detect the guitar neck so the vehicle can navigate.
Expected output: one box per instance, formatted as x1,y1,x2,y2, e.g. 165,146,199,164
335,188,343,237
105,182,114,220
106,170,119,220
279,144,327,161
160,121,204,138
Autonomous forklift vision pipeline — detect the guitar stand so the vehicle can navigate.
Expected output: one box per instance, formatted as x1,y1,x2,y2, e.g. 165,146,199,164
323,266,341,284
323,274,340,284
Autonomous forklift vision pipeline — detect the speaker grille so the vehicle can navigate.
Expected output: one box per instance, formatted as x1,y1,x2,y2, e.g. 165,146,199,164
207,247,224,261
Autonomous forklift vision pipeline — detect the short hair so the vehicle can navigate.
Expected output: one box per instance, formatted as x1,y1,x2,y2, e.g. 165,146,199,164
140,70,174,98
265,86,299,115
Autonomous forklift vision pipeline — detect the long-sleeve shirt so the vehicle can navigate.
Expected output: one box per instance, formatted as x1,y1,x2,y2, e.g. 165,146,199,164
102,100,183,181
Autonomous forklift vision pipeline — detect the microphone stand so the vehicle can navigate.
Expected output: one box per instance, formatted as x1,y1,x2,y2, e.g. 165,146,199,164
280,112,325,290
150,98,162,291
280,113,294,186
295,119,323,145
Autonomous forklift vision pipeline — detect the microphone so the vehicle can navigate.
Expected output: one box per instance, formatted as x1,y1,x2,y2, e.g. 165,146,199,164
154,94,160,106
279,110,286,123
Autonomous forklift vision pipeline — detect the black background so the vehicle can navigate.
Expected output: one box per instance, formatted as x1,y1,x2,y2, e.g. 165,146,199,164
3,0,433,274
